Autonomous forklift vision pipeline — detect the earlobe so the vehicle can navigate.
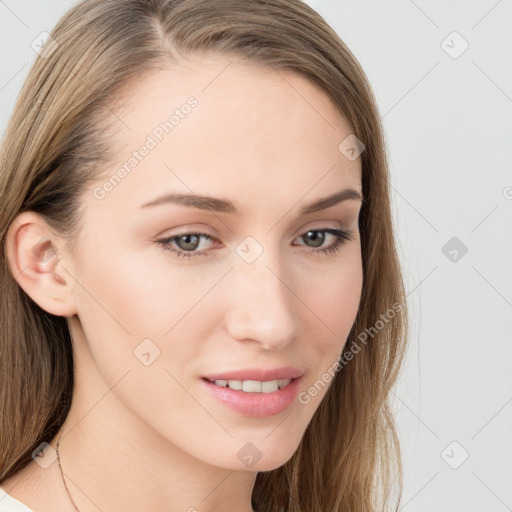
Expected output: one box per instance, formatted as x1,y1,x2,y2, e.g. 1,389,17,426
5,211,78,317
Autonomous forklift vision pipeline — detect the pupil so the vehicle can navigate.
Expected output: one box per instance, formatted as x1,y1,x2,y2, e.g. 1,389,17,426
305,230,324,247
178,234,199,251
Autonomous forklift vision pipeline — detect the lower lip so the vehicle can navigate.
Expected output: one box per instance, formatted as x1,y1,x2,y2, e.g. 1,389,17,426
200,376,302,418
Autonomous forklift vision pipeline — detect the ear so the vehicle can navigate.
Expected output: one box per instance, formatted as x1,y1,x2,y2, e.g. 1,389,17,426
5,211,78,317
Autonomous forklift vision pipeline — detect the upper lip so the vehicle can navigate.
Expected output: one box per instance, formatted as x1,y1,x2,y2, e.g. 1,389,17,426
203,367,304,382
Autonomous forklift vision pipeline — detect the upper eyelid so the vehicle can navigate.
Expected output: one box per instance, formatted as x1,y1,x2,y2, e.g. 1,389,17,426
160,220,348,239
159,226,350,249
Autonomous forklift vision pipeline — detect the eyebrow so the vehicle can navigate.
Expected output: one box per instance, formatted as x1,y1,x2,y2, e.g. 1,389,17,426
140,187,364,215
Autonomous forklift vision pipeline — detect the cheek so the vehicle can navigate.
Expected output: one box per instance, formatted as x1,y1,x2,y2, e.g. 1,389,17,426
72,244,223,385
71,246,213,432
76,245,208,335
295,251,363,402
304,251,363,341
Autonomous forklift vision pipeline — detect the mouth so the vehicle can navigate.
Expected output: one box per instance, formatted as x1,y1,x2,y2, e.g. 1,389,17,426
200,375,303,418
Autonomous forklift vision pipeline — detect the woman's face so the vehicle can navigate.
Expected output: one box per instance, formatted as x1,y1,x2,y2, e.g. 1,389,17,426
64,54,363,471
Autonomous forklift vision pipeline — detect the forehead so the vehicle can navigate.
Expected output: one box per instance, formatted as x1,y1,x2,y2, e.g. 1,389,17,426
89,54,362,215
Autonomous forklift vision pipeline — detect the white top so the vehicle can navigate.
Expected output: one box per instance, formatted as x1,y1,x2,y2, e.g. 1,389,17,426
0,486,34,512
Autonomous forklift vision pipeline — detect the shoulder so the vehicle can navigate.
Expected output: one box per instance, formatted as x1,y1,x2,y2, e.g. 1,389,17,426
0,461,75,511
0,486,35,512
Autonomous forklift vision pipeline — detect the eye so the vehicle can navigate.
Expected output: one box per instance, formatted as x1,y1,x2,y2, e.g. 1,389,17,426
157,231,215,259
156,227,354,259
294,228,354,256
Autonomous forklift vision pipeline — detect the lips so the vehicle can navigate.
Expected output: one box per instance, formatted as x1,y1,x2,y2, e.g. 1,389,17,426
202,366,303,382
201,374,303,417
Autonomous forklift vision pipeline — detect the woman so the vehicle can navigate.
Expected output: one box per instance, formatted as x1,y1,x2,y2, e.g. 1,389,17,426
0,0,409,511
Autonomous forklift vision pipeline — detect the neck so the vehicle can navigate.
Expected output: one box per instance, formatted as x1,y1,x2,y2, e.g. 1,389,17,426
53,404,257,512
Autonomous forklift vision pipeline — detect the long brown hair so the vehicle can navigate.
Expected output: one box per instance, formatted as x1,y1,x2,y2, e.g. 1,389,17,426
0,1,409,510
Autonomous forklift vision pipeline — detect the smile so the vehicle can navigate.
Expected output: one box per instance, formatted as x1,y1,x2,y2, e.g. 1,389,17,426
201,376,302,417
206,378,292,393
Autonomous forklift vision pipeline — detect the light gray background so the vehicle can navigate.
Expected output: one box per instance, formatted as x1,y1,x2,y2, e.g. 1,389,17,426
1,1,511,511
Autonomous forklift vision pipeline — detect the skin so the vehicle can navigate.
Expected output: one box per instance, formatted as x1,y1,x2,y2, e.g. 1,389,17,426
3,53,363,512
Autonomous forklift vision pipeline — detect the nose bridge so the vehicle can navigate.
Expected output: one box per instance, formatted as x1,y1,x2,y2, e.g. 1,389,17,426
225,244,299,347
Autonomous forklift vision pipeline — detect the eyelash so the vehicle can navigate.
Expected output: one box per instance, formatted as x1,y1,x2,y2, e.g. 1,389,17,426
156,228,354,259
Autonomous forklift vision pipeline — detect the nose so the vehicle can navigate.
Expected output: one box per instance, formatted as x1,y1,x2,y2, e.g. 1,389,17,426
223,255,300,351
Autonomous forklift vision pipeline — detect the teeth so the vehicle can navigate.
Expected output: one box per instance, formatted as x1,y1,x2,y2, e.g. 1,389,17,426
228,379,243,390
261,380,278,393
278,379,291,389
212,378,292,392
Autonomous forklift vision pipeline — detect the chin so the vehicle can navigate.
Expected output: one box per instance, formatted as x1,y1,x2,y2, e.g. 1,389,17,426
232,439,301,472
